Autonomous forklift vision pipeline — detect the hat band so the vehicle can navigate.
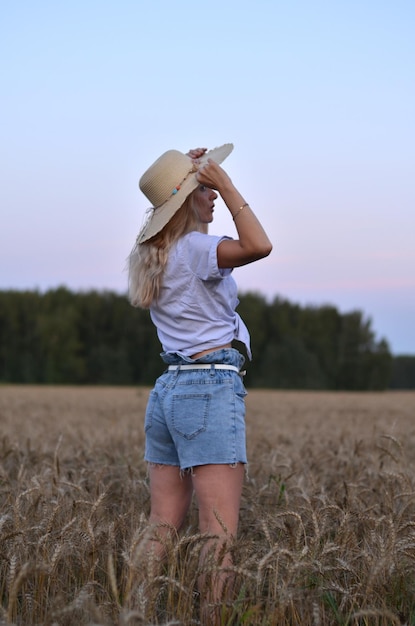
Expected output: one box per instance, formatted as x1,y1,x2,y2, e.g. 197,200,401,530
154,161,199,210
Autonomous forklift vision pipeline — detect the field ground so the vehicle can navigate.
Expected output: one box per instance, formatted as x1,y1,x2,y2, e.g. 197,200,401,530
2,385,414,461
1,386,415,625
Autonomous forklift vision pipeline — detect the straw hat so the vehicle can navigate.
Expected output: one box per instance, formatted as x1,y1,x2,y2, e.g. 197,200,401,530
136,143,233,243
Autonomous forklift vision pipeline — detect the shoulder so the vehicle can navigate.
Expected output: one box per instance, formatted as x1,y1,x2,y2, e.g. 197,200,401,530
182,231,232,251
179,232,233,280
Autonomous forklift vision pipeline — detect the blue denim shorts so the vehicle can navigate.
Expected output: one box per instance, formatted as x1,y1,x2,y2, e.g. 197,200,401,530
144,348,247,470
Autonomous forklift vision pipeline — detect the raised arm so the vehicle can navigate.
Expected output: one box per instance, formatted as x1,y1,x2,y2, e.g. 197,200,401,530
196,158,273,268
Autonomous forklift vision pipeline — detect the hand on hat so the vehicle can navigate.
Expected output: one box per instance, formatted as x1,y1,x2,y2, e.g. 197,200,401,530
187,147,207,160
196,158,231,192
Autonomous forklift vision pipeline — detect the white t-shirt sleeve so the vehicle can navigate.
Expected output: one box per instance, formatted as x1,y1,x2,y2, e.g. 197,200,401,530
185,232,233,281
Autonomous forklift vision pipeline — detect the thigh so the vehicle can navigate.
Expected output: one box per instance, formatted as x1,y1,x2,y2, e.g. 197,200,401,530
148,464,193,531
191,463,245,536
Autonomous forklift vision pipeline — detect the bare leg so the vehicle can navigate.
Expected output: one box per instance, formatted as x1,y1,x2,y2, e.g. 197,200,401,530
191,463,245,624
147,464,193,559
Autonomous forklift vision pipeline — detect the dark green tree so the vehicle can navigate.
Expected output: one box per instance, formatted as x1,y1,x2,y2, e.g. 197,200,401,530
390,356,415,389
0,288,396,389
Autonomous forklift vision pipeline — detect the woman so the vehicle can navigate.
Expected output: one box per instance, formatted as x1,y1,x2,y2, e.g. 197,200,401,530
128,144,272,619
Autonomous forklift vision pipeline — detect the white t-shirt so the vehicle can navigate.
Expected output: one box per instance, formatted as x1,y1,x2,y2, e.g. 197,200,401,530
150,231,252,359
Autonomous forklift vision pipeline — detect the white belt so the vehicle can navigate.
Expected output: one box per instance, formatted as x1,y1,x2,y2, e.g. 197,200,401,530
168,364,245,375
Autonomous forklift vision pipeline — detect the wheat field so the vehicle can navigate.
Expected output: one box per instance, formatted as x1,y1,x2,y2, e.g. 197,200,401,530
1,385,415,625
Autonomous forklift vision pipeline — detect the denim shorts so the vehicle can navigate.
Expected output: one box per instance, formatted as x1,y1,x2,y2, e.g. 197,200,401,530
143,348,248,470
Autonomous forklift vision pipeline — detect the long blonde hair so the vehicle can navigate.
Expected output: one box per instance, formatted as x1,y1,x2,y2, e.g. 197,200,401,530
128,191,207,308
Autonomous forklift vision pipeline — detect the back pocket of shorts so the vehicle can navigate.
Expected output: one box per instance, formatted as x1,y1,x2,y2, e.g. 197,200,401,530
171,393,210,440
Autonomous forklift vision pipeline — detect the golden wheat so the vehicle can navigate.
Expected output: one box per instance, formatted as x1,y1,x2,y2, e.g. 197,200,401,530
0,386,415,625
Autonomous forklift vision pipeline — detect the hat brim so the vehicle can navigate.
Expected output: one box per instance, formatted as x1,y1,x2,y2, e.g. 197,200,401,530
137,143,234,243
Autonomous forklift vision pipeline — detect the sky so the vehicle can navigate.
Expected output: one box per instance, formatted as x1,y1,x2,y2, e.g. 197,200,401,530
1,0,414,355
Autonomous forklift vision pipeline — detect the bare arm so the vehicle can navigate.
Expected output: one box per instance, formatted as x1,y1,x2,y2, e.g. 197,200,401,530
196,158,273,268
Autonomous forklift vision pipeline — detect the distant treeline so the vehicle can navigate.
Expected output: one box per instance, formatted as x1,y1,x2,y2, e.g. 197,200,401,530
0,288,413,390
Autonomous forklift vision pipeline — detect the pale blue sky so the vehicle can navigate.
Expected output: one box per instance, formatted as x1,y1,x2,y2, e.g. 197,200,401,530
1,0,414,354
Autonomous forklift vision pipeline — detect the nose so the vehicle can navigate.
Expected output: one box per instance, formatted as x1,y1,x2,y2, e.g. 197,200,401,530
210,189,218,200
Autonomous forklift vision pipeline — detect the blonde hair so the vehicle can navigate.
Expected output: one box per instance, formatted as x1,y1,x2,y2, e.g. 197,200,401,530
128,191,207,308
